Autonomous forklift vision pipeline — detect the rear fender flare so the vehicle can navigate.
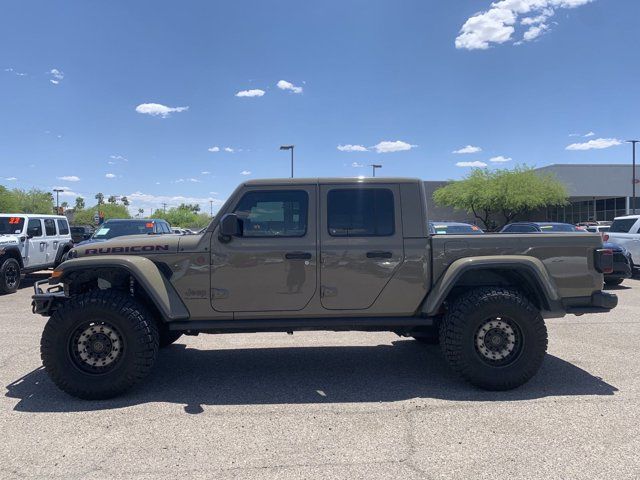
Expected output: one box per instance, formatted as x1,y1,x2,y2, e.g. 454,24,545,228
53,255,190,321
421,256,561,316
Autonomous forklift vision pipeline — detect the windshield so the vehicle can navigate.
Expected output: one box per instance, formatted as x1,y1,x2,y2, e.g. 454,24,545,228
431,224,483,234
610,219,638,233
0,217,25,235
92,221,154,240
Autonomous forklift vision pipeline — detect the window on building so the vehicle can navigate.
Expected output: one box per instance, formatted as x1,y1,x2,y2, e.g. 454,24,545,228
327,188,394,237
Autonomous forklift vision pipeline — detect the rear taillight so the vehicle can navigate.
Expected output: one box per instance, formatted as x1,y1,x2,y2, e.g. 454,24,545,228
595,248,614,274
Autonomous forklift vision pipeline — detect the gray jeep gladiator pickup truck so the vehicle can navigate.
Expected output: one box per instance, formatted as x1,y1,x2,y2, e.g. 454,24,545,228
32,178,617,399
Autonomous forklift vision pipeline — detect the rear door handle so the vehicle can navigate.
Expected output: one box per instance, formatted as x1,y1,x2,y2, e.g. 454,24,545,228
285,252,312,260
366,251,393,259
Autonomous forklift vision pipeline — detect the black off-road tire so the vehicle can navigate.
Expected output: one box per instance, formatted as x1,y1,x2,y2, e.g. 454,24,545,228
604,278,624,286
439,287,547,391
40,290,159,400
158,324,183,348
0,257,21,294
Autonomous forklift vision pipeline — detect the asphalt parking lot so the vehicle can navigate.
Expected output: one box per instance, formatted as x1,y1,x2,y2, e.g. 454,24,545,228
1,274,639,479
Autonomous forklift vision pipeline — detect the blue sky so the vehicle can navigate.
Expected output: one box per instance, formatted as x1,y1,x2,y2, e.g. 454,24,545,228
1,0,638,214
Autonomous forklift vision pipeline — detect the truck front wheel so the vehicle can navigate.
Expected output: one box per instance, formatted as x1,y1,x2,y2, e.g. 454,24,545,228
40,290,159,399
0,257,21,294
439,287,547,391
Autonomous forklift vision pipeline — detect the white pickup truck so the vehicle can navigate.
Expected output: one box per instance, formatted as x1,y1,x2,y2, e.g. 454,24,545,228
0,214,73,294
607,214,640,267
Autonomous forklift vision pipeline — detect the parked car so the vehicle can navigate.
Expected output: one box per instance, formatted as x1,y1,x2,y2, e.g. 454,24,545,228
0,214,73,294
171,227,188,235
586,225,610,234
32,177,617,399
428,221,483,234
70,225,95,244
77,218,172,246
602,241,632,286
606,215,640,267
500,222,583,233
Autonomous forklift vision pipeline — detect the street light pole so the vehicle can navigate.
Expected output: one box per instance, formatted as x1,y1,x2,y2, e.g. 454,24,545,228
627,140,639,214
280,145,294,178
209,200,213,217
371,164,382,177
53,188,64,213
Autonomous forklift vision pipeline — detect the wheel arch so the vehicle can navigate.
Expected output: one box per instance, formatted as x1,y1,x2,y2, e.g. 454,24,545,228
421,256,562,316
52,256,190,322
0,246,24,269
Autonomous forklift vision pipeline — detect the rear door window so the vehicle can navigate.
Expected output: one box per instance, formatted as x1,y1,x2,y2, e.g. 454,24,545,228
44,218,57,236
610,219,638,233
327,188,394,237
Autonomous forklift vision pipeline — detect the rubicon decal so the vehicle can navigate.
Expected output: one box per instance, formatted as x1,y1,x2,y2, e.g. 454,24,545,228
84,245,170,255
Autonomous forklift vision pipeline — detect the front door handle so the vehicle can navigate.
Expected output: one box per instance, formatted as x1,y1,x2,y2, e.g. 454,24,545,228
366,251,393,259
285,252,312,260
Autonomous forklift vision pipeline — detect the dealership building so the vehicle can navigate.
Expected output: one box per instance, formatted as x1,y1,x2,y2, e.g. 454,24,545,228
424,163,638,225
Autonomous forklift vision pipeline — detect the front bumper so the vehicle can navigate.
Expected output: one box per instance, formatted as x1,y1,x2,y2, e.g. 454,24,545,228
31,279,66,316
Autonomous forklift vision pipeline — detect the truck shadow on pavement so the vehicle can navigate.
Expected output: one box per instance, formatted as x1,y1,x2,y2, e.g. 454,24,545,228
5,340,617,413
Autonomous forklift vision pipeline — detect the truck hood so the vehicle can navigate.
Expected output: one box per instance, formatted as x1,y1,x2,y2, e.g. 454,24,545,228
71,234,180,258
0,235,20,251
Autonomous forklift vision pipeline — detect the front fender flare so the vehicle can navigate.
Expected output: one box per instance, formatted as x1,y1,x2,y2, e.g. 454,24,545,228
52,255,190,321
421,255,561,316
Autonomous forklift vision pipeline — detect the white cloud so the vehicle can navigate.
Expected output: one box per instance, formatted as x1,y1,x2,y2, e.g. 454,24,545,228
338,144,369,152
135,103,189,118
175,178,201,183
489,155,512,162
453,145,482,154
105,173,116,179
201,171,211,175
566,138,622,151
49,68,64,84
277,80,303,94
109,154,128,162
235,89,265,98
351,162,365,168
240,170,252,175
584,131,595,137
57,175,80,182
210,191,219,196
52,186,77,197
208,146,220,152
126,191,225,215
5,68,27,77
455,0,594,50
373,140,416,153
456,161,488,167
224,147,234,153
4,177,17,181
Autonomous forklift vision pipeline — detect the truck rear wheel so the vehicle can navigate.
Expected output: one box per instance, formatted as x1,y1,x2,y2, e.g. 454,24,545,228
0,257,21,294
439,287,547,391
40,290,159,399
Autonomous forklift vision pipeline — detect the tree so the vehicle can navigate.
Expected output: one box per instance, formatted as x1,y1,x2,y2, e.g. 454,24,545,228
73,203,131,225
121,196,130,207
12,188,55,214
151,205,210,228
178,203,200,213
107,195,118,204
74,197,85,210
137,208,144,217
61,201,69,209
433,166,567,230
0,186,19,212
95,193,104,205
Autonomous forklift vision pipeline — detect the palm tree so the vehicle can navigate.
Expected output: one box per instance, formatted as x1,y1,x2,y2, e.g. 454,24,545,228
95,193,104,205
74,197,85,210
121,196,130,207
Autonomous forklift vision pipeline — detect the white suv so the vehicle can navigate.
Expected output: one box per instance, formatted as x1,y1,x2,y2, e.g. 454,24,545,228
607,215,640,267
0,214,73,294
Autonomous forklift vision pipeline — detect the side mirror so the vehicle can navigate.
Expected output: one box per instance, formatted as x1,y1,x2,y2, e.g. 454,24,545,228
219,213,242,238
